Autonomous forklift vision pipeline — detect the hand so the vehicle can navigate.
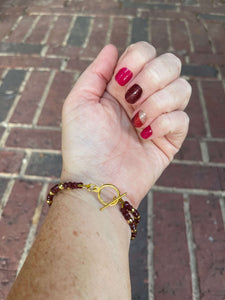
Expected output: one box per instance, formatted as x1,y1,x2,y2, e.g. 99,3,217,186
61,42,191,207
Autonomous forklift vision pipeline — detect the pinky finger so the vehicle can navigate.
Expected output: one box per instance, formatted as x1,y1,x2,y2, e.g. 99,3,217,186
140,111,190,156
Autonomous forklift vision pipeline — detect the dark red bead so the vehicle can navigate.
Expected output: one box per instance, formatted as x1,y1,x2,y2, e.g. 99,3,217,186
129,223,136,231
132,210,140,218
50,184,60,194
47,194,53,201
131,231,137,239
120,207,127,214
71,182,77,189
134,218,140,224
63,182,68,189
123,201,132,210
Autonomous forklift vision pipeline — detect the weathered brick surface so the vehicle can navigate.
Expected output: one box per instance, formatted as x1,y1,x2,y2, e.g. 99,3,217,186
0,180,42,298
0,69,26,122
25,152,62,178
10,70,51,124
0,150,24,173
158,164,222,190
6,128,61,150
190,195,225,300
37,72,74,126
153,192,192,299
0,0,224,299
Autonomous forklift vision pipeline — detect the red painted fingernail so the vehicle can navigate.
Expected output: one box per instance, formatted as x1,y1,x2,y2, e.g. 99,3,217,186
125,84,143,104
140,125,153,139
131,110,147,128
115,68,133,86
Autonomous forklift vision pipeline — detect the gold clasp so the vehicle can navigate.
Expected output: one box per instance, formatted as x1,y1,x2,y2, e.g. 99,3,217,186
81,183,127,211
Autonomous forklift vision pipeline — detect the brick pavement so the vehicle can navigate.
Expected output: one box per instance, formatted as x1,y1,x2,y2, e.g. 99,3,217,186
0,0,225,299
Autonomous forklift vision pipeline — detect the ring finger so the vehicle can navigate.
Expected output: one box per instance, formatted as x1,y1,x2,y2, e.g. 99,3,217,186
131,77,192,128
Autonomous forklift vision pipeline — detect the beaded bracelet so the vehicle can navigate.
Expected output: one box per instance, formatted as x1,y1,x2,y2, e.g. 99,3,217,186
47,182,141,240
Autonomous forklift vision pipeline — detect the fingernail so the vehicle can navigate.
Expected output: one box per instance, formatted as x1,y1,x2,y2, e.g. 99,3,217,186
125,84,142,104
131,110,147,128
140,125,153,139
115,68,133,86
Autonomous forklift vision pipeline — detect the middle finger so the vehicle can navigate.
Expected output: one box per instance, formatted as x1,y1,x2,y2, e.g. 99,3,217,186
125,53,182,107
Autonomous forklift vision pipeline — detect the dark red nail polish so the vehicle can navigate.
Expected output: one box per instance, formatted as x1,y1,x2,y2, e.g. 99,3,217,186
115,68,133,86
125,84,142,104
140,125,153,139
131,110,147,128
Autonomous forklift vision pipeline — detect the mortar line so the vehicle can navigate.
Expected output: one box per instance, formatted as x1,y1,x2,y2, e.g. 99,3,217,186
219,198,225,231
105,15,113,45
62,15,77,46
16,182,49,276
19,150,32,177
41,15,58,45
199,141,210,163
152,185,225,197
183,19,195,53
147,191,154,300
32,70,56,126
1,122,61,131
22,15,41,43
172,159,225,168
0,179,15,220
166,19,174,52
82,17,95,49
183,194,200,300
2,15,23,42
4,69,33,124
197,80,212,138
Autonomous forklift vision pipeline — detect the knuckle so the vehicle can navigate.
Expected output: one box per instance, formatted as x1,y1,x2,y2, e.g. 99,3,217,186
164,53,182,71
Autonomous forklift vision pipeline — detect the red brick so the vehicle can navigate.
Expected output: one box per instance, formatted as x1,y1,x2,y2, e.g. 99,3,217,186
185,80,206,138
188,19,212,53
0,180,42,297
174,139,202,161
110,17,129,51
0,55,61,69
66,58,91,72
205,22,225,54
153,192,192,299
6,128,61,150
202,81,225,138
6,16,35,43
190,195,225,300
38,72,74,126
151,20,169,53
170,20,190,54
0,150,24,173
81,17,110,58
47,15,73,45
26,15,55,44
10,71,51,124
0,15,18,41
207,141,225,163
157,164,221,190
189,53,225,65
46,45,81,58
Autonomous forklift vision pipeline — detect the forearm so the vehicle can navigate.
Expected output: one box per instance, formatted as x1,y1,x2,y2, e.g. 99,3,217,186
7,189,131,300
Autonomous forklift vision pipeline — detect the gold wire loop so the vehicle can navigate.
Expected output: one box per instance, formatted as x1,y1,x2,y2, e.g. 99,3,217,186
81,183,127,211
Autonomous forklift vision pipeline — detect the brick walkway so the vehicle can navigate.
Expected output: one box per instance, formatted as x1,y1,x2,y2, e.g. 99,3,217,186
0,0,225,299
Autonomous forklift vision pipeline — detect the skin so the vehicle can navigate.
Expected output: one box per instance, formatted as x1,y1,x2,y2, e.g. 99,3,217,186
6,42,191,300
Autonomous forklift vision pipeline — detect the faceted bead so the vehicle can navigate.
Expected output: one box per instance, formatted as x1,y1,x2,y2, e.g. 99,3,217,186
77,182,83,188
132,210,140,218
131,231,137,239
124,213,131,220
47,194,53,201
134,218,140,224
50,184,60,194
71,182,77,189
123,201,132,210
129,223,136,231
63,182,69,189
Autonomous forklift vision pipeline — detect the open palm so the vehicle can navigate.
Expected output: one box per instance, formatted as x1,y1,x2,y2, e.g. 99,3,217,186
61,43,191,207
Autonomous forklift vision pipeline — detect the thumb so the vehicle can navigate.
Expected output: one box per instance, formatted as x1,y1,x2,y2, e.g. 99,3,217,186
66,44,118,107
